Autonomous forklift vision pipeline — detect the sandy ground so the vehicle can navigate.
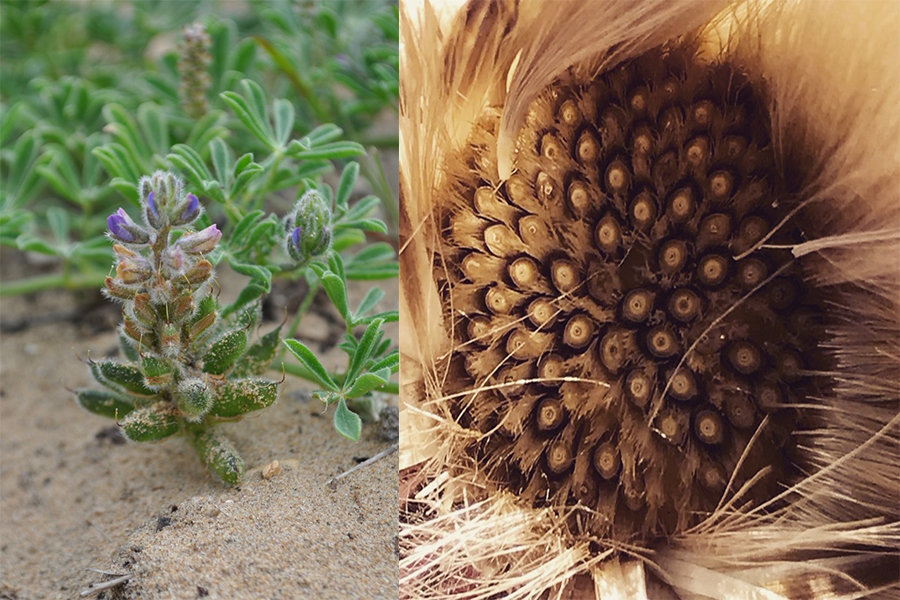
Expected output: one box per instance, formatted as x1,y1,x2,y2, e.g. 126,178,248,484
0,257,399,600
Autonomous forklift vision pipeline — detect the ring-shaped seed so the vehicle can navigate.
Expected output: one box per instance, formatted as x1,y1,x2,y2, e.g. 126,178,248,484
727,341,763,375
647,326,679,359
551,259,581,293
622,288,654,323
535,396,566,432
659,239,688,274
564,314,595,349
694,409,724,445
593,442,620,480
697,254,729,286
668,288,701,322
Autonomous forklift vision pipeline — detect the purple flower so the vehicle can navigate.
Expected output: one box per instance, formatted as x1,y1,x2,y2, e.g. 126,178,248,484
291,226,302,252
177,224,221,255
147,191,159,218
107,208,150,244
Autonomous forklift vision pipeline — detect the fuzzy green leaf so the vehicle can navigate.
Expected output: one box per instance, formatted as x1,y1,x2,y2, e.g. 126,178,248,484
74,389,135,420
354,287,384,320
90,360,157,397
209,379,279,418
344,368,391,399
231,326,282,378
190,428,245,485
273,98,295,148
320,273,349,321
202,329,248,375
333,397,362,441
283,339,338,392
335,161,359,210
121,403,181,442
286,140,365,160
344,318,384,388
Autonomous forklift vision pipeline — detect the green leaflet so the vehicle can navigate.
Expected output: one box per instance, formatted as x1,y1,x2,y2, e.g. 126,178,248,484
120,403,181,442
175,379,213,421
90,360,157,397
190,428,244,485
74,389,135,420
231,326,282,378
202,329,248,375
209,379,278,418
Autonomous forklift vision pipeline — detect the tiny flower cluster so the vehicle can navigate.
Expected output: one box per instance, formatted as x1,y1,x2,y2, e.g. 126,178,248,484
178,21,213,118
76,171,282,485
284,189,333,266
105,171,220,308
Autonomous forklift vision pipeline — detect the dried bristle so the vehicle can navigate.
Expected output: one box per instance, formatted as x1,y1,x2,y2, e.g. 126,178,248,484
435,45,830,542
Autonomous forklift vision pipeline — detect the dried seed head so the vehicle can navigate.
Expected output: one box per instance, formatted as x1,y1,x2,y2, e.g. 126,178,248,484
436,46,827,541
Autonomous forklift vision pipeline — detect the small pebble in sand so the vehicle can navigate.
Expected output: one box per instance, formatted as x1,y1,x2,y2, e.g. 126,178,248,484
378,406,399,443
262,460,282,479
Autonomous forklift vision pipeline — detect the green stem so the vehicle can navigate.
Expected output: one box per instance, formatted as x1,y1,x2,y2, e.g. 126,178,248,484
0,270,108,296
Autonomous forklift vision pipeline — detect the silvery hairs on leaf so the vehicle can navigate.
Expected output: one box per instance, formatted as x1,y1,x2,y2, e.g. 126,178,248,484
399,1,899,599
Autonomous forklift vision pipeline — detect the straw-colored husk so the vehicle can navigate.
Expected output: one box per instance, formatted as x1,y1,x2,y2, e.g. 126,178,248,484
400,1,900,598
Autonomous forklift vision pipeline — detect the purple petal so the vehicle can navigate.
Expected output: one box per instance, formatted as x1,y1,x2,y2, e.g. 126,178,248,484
147,191,159,217
180,193,200,222
291,226,302,251
107,211,134,242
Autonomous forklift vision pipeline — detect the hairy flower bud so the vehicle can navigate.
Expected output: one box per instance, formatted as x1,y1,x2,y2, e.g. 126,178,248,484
113,244,153,284
171,193,202,226
177,225,221,255
286,190,333,264
107,208,150,244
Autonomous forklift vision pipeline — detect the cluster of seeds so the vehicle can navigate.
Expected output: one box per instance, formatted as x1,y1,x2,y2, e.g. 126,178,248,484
437,48,825,540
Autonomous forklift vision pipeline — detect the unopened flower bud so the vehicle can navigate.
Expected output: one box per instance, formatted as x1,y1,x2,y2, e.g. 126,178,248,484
177,225,221,255
286,190,333,264
114,244,153,284
145,190,165,229
162,245,185,275
107,208,150,244
171,193,202,226
178,22,212,119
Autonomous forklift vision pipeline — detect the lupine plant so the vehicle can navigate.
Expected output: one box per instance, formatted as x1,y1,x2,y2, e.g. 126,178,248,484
2,2,399,478
74,171,281,484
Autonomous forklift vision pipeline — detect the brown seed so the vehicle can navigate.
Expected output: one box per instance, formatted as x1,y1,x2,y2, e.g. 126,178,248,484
535,396,566,432
668,288,700,322
519,215,554,250
626,369,654,408
567,180,591,217
709,170,735,200
699,213,732,247
628,86,649,114
697,254,729,286
558,99,581,126
685,136,710,168
659,239,688,274
646,327,678,359
508,256,541,289
727,341,763,375
632,126,654,155
538,354,565,383
755,381,784,412
467,316,492,346
506,175,531,206
551,259,581,293
668,187,695,222
629,191,657,230
563,314,595,349
485,287,515,315
599,329,628,373
593,442,620,480
605,161,630,194
484,224,522,258
693,409,724,445
737,258,768,288
622,288,654,323
595,216,622,252
506,329,544,360
669,368,698,401
540,133,562,161
527,297,558,328
692,100,715,127
658,410,686,445
724,395,756,429
577,130,600,164
545,440,574,474
461,252,504,284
